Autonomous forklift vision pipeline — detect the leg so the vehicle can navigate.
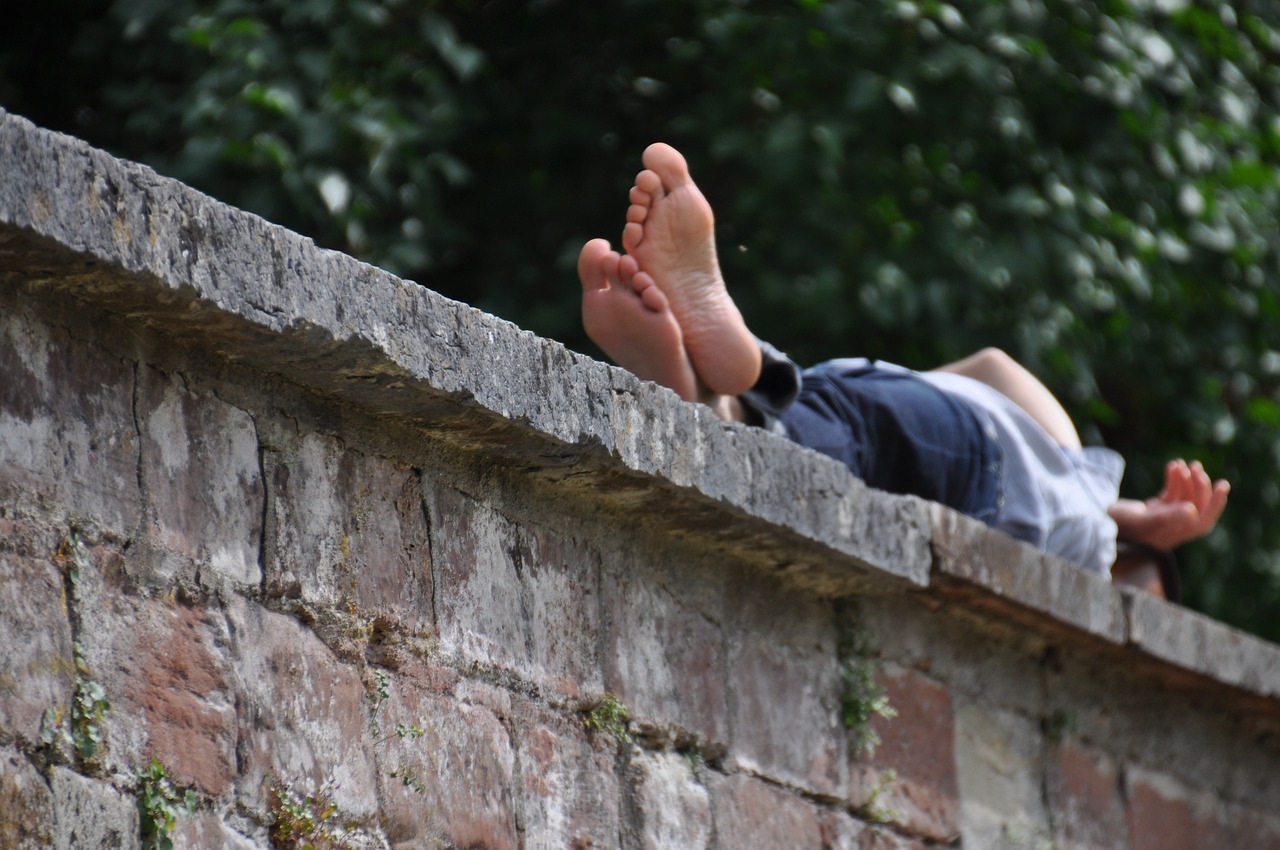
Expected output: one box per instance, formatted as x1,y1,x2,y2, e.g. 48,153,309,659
931,347,1082,450
781,363,1002,523
621,143,762,396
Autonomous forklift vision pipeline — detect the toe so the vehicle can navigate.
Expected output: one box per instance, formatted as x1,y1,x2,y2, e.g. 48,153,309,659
618,253,639,282
634,169,664,200
635,273,668,313
601,249,622,289
642,143,691,191
577,239,612,292
622,221,644,254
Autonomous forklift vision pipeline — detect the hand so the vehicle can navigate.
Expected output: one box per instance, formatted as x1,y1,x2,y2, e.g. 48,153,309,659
1107,459,1230,551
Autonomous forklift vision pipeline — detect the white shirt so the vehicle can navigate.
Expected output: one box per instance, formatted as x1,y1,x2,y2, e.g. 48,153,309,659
920,371,1125,575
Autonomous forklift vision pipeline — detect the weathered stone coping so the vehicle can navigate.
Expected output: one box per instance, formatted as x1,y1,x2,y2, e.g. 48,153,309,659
2,108,1276,715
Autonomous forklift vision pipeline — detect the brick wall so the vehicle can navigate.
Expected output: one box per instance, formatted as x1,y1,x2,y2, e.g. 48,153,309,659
1,109,1278,850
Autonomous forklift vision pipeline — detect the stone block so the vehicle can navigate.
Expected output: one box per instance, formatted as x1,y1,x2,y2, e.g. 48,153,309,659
514,523,604,698
631,751,712,850
1038,652,1240,796
726,578,844,796
0,748,56,849
855,826,932,850
371,658,518,850
514,698,619,850
428,483,528,668
850,666,958,842
170,813,261,849
80,592,237,795
952,702,1049,849
50,767,139,850
137,366,262,587
1125,768,1231,850
264,433,432,634
931,505,1127,645
880,598,1043,723
1126,591,1280,701
1231,808,1280,848
707,772,825,849
1223,712,1280,817
815,810,867,850
225,596,378,820
601,549,729,751
1046,740,1127,850
0,306,140,535
0,546,75,746
428,483,602,696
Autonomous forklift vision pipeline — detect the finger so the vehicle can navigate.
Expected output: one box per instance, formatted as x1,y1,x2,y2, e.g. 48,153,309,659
1166,459,1192,504
1196,479,1230,535
1188,461,1213,513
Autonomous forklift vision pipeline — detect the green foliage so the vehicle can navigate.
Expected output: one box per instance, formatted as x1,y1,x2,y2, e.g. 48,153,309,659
1043,708,1078,743
268,780,352,850
858,768,899,825
388,764,427,795
138,758,198,850
40,536,108,770
394,720,427,740
38,706,67,765
57,531,90,586
368,668,391,739
70,658,110,765
40,642,110,770
678,733,709,769
582,693,632,746
5,0,1280,638
841,628,897,757
364,669,430,796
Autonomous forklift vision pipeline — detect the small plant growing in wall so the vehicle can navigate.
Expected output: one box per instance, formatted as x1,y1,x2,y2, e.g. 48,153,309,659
56,531,90,587
269,780,353,850
387,720,430,796
680,734,707,770
858,768,899,825
138,757,197,850
1042,709,1077,744
840,627,897,757
368,668,392,739
40,533,111,772
582,693,632,746
40,642,111,772
365,668,430,797
38,704,73,768
69,644,111,765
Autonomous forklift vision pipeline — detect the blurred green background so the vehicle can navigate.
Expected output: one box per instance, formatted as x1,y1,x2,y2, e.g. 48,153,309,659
4,0,1279,639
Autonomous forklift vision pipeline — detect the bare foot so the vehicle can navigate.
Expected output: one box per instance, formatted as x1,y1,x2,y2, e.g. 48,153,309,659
622,143,761,395
579,238,699,402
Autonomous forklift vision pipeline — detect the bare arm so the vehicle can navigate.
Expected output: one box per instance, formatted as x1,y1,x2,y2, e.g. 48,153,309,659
1108,459,1230,551
932,348,1082,450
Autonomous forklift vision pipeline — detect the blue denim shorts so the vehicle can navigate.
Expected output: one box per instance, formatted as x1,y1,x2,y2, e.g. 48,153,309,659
777,360,1002,523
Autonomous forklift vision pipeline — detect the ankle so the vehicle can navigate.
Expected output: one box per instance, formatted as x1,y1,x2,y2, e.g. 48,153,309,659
698,391,749,423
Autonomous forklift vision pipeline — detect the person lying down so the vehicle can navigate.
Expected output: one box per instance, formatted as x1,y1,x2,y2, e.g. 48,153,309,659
577,143,1229,585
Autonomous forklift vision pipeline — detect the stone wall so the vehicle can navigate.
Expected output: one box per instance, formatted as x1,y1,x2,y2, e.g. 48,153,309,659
1,109,1278,850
